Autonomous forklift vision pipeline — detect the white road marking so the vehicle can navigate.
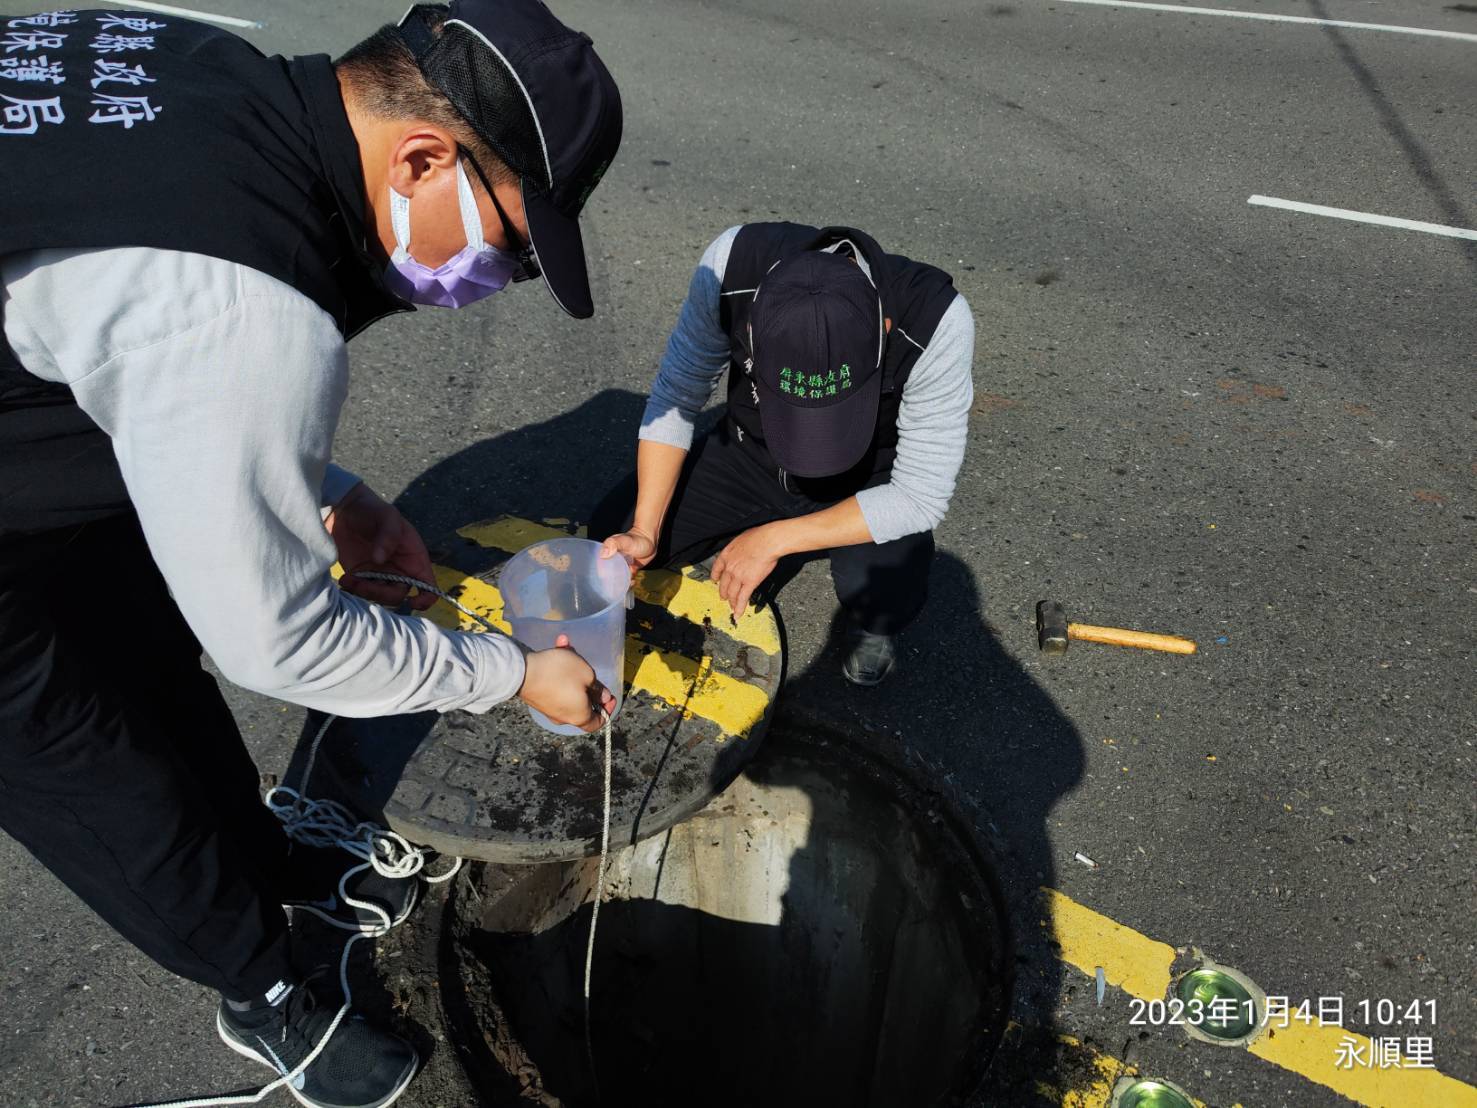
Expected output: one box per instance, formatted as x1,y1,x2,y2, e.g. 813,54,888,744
123,1,262,29
1247,195,1477,241
1050,0,1477,44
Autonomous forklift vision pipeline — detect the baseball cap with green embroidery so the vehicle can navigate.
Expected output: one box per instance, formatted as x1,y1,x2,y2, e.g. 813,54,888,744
750,250,885,478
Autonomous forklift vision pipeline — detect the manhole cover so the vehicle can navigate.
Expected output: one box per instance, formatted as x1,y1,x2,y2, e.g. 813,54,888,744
311,516,783,862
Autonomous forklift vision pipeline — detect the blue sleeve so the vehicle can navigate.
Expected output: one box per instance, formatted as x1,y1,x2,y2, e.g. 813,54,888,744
637,225,742,450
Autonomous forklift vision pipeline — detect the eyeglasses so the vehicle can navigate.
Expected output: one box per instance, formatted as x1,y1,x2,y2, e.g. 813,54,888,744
459,146,541,283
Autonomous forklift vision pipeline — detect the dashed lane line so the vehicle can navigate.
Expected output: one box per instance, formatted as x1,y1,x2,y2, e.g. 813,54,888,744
1248,195,1477,241
124,1,262,29
1048,0,1477,43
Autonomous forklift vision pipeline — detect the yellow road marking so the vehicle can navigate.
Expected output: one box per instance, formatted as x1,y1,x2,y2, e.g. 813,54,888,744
1249,1018,1477,1108
1054,1034,1133,1108
332,561,513,631
1044,889,1477,1108
456,517,578,550
419,566,770,738
422,567,510,634
454,517,782,657
1022,1030,1206,1108
1046,888,1175,1002
634,567,782,657
624,644,771,739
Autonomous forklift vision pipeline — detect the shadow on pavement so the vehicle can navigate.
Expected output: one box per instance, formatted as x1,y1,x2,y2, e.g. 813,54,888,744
774,550,1088,1102
393,388,651,541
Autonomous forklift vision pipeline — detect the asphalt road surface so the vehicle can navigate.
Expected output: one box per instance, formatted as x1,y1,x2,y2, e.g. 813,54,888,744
1,0,1472,1105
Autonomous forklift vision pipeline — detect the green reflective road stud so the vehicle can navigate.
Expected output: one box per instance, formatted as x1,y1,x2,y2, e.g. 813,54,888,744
1111,1077,1197,1108
1175,961,1265,1046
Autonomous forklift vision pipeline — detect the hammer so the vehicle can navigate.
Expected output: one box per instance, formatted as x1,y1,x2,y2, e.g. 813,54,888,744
1036,600,1197,655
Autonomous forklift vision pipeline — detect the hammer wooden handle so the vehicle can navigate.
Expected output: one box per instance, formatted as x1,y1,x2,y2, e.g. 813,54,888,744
1068,622,1197,654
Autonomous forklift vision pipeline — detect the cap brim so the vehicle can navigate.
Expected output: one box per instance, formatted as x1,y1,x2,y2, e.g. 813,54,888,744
523,180,593,320
756,370,883,479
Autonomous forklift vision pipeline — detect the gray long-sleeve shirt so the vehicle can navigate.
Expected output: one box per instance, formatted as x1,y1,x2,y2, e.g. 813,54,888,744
2,246,527,716
639,226,974,543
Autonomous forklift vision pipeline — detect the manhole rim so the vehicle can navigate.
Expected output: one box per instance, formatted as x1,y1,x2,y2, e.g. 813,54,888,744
439,719,1015,1107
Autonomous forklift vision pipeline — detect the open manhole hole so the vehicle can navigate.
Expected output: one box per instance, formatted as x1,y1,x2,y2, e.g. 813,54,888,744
442,724,1013,1107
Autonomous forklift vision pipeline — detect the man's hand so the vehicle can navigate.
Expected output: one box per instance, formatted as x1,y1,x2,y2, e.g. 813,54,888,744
711,524,783,622
600,526,658,577
519,634,617,733
326,482,437,611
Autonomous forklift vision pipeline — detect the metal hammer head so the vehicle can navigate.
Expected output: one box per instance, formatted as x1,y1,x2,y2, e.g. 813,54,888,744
1036,600,1069,654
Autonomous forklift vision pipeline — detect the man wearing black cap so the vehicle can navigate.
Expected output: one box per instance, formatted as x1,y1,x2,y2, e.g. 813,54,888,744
0,3,619,1104
596,224,973,686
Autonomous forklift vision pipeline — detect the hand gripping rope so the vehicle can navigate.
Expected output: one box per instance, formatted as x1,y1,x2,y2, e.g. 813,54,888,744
135,571,614,1107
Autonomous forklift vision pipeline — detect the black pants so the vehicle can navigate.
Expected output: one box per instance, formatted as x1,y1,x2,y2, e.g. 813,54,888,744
0,514,294,1002
590,420,933,635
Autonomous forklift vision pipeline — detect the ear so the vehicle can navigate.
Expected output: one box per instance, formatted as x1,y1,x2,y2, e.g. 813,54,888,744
386,124,460,197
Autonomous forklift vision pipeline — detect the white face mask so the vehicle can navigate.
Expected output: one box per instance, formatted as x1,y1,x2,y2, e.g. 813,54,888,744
383,159,522,308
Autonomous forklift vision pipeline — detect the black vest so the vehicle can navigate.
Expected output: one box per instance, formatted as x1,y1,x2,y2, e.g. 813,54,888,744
717,223,957,500
0,10,403,537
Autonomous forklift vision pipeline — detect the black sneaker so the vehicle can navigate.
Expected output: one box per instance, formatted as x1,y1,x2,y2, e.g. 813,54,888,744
842,630,897,686
281,845,420,933
217,982,418,1108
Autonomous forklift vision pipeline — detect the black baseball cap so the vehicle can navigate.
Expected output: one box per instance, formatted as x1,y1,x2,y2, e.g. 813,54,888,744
397,1,622,319
750,251,885,478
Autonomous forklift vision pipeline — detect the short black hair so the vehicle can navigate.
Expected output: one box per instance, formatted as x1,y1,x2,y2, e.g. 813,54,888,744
336,17,514,186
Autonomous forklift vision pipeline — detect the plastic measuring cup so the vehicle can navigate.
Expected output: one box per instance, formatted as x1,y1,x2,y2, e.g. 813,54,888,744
500,537,631,735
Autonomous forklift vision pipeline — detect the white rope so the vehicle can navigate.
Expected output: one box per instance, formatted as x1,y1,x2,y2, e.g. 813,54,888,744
263,715,465,889
135,569,611,1108
363,572,615,1095
135,714,457,1108
584,709,613,1098
139,932,361,1108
